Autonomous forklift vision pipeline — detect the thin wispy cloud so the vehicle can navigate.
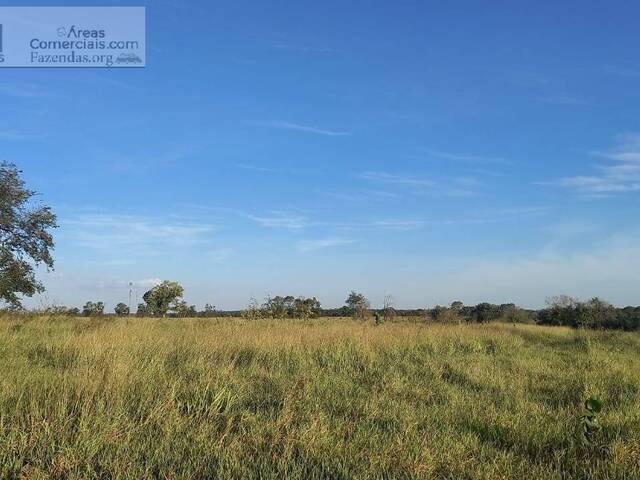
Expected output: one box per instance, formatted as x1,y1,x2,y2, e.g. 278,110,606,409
358,171,435,187
424,149,514,166
296,237,358,252
537,94,595,106
541,134,640,195
0,83,48,98
62,213,218,254
603,66,640,78
0,128,47,141
359,171,479,197
99,141,205,174
234,163,315,175
247,212,309,230
258,121,351,137
369,206,549,232
273,44,340,54
323,189,400,203
370,219,427,230
236,163,284,174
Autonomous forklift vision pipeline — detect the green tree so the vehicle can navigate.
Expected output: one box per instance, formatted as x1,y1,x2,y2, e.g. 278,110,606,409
450,301,464,312
114,303,130,316
582,297,615,328
171,300,197,317
142,280,184,317
345,291,370,319
136,303,149,317
472,303,501,323
293,296,321,319
0,163,57,308
204,303,216,317
242,296,262,320
82,301,104,317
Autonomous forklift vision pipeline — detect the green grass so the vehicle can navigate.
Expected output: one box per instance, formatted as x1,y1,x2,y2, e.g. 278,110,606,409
0,316,639,479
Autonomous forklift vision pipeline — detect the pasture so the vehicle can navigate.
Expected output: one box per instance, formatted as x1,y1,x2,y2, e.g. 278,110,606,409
0,317,638,479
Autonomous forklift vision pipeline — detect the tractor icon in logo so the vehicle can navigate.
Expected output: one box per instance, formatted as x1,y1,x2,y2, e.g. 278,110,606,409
116,53,143,65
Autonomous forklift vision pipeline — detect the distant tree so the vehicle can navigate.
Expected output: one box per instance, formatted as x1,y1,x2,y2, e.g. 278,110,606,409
293,296,321,319
142,280,184,317
471,303,501,323
0,163,57,308
82,301,104,317
136,303,149,317
383,294,396,322
450,301,464,312
542,295,579,326
499,304,534,324
170,300,197,317
204,303,216,317
114,303,130,316
44,305,79,316
581,297,615,328
431,305,447,321
242,296,262,320
262,295,294,318
345,291,370,319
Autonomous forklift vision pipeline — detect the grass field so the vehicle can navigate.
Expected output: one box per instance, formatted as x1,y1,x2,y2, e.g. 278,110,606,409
0,316,638,479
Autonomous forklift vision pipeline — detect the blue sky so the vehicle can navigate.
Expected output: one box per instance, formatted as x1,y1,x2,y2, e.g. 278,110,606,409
3,0,640,310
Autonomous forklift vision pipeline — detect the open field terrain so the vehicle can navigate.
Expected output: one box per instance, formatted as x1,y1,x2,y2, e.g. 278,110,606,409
0,317,638,479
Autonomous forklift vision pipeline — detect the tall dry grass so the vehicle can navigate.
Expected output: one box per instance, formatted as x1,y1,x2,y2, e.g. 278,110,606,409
0,316,638,479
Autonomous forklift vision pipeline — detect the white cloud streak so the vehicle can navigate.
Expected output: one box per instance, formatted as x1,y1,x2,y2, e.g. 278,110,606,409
258,121,351,137
358,171,435,187
296,237,358,252
246,212,309,230
542,134,640,195
62,213,218,255
424,149,514,166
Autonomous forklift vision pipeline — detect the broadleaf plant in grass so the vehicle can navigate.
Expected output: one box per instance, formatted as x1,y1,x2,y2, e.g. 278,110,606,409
582,396,604,445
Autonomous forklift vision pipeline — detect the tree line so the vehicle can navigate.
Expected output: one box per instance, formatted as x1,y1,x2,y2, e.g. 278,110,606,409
1,163,639,330
20,287,640,331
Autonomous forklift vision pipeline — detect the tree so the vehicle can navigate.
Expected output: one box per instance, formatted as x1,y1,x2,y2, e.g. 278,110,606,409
499,304,533,324
0,163,57,308
431,305,448,321
450,301,464,312
82,301,104,317
170,300,197,317
345,291,370,319
142,280,184,317
242,296,262,320
471,303,501,323
114,303,130,316
204,303,216,317
542,295,579,326
262,295,295,318
581,297,615,328
293,296,321,319
136,303,149,317
383,294,396,323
